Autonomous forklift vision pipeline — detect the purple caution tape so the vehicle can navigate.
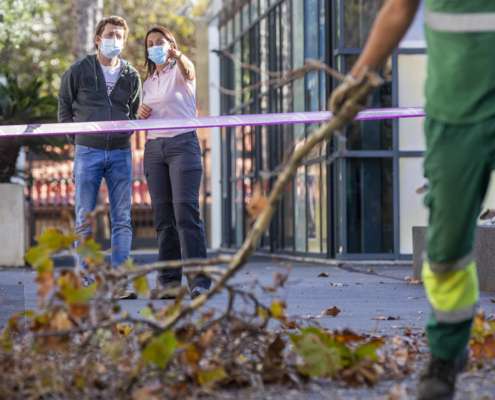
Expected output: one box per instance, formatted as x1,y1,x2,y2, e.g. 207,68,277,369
0,107,425,138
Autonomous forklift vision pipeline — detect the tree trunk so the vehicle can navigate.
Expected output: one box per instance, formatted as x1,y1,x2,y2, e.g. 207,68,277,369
71,0,103,62
0,138,21,183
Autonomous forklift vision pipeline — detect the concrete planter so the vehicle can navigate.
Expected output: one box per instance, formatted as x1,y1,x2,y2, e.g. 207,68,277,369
413,226,495,292
0,183,25,267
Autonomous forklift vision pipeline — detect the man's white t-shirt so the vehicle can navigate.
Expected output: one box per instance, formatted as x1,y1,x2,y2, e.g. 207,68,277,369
101,59,121,96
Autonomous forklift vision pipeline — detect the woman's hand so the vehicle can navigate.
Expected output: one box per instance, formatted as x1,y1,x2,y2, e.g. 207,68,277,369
138,104,152,119
168,47,182,60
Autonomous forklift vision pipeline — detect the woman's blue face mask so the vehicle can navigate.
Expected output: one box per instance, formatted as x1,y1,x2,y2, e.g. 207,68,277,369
148,44,169,66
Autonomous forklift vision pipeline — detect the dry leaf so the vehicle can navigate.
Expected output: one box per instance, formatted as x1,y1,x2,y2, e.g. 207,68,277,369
321,306,341,317
335,329,366,343
68,303,90,320
372,316,398,320
246,184,267,221
325,282,348,287
404,276,412,281
490,299,495,304
35,269,55,307
318,272,329,277
197,329,215,348
386,383,407,400
410,280,423,285
366,269,373,273
407,297,420,300
284,320,301,330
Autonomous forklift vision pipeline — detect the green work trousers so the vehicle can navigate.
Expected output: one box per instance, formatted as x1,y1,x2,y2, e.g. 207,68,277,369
421,115,495,360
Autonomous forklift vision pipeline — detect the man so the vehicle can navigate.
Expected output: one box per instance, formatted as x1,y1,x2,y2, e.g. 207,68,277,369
58,16,142,299
329,1,491,399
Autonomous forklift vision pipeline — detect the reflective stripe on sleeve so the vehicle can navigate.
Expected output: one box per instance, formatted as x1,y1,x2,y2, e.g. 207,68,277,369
422,261,479,323
425,11,495,32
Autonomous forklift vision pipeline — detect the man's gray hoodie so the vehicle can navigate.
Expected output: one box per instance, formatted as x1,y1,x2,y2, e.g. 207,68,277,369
58,54,142,150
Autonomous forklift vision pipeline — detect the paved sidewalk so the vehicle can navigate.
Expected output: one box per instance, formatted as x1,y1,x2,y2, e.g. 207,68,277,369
1,253,495,399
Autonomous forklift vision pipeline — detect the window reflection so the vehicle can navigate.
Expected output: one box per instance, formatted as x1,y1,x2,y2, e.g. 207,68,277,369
321,162,328,253
242,35,251,103
251,0,259,22
295,165,306,252
346,158,393,253
344,56,393,150
307,164,321,253
343,0,385,48
234,42,241,107
242,2,250,31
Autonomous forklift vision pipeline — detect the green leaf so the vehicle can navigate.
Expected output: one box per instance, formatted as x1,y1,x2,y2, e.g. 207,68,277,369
142,331,178,369
25,245,53,272
269,300,285,319
60,285,95,303
133,276,148,297
197,368,227,387
300,326,335,347
292,333,341,378
121,258,137,270
76,240,104,263
354,343,379,363
75,377,85,389
140,307,154,319
37,229,75,250
102,339,126,361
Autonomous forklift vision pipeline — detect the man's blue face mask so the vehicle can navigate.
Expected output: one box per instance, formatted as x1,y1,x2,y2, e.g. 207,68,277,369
99,37,124,59
148,45,169,66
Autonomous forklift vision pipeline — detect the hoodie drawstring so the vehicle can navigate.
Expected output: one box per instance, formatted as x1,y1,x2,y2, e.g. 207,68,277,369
93,56,98,92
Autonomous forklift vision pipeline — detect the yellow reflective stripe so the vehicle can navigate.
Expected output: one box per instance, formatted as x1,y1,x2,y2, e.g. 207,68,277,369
422,261,479,314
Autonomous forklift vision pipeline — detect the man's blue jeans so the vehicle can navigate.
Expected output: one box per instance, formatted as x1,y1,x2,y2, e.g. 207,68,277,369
73,145,133,268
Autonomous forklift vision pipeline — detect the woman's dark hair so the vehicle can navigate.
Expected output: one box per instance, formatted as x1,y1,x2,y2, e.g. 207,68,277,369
143,26,178,79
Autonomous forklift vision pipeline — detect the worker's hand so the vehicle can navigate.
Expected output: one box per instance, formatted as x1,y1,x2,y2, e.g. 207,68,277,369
328,73,369,120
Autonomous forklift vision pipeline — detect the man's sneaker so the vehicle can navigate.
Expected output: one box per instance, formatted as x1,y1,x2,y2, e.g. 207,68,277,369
417,350,468,400
191,286,209,299
149,280,178,300
81,276,95,287
116,281,137,300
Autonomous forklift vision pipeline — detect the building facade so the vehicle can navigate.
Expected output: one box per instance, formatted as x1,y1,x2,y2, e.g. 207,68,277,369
205,0,429,260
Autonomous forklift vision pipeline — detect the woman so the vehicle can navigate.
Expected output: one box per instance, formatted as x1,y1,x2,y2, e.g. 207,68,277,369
138,26,210,300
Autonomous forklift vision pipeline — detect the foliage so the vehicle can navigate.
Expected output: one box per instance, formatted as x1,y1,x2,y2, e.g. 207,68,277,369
0,0,206,92
470,309,495,360
0,75,66,182
0,0,73,94
0,228,397,399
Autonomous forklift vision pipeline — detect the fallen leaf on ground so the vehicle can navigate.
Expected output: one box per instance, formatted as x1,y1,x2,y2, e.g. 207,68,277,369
284,320,301,330
372,316,398,320
404,276,412,281
366,269,373,273
386,383,407,400
325,282,348,287
318,273,329,277
335,329,366,343
321,306,341,317
410,280,423,285
490,299,495,304
407,297,421,300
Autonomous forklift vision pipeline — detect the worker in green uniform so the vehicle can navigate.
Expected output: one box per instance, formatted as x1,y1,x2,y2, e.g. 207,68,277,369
329,1,494,399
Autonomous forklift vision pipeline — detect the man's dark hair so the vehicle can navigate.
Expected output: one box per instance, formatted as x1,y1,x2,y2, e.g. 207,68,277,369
95,16,129,46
